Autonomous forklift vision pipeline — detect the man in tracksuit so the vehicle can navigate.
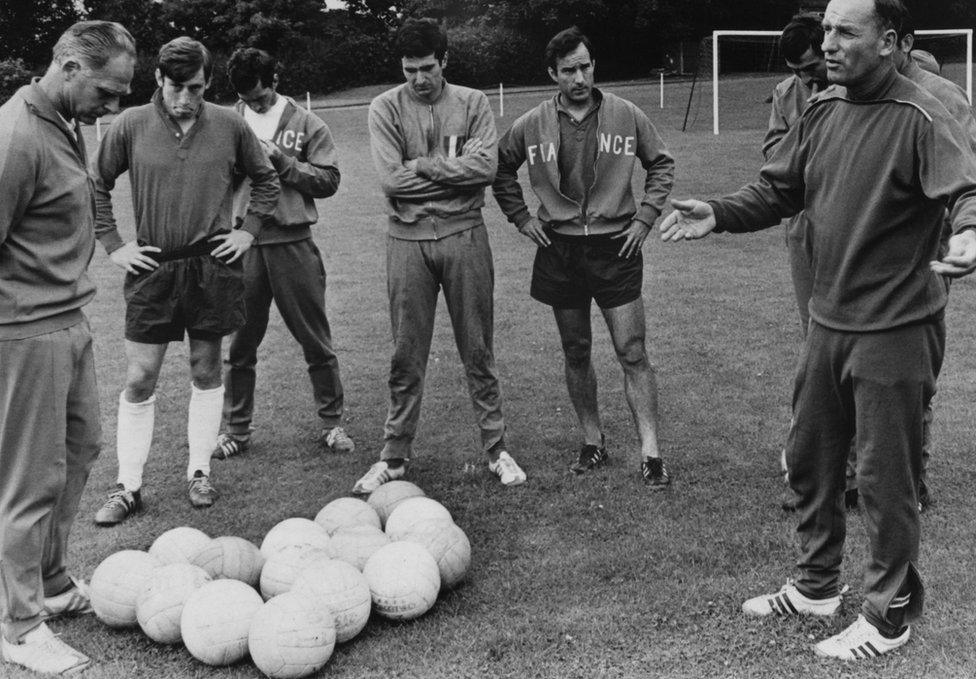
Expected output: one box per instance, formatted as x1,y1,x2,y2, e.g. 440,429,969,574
353,18,526,494
838,15,976,512
215,47,354,460
0,21,135,674
92,37,279,525
493,27,675,486
661,0,976,660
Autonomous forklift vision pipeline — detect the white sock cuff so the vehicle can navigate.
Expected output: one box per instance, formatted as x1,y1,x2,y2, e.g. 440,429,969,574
191,383,224,398
119,392,157,408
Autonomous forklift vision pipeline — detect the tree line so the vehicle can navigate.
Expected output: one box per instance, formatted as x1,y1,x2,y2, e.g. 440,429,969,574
2,0,974,103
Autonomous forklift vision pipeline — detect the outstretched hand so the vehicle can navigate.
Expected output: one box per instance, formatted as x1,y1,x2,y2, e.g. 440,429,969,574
931,228,976,278
659,199,717,241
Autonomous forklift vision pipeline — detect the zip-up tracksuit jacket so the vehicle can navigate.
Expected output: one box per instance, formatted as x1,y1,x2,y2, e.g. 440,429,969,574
493,88,674,237
367,80,506,458
711,66,976,635
224,97,346,434
0,81,102,642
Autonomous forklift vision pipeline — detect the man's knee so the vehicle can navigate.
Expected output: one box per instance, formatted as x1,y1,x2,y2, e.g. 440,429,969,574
188,339,223,388
190,360,222,389
562,337,592,369
125,364,159,402
615,338,649,371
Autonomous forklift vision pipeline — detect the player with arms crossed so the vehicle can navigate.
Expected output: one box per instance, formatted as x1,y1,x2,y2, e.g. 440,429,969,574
0,21,135,674
493,27,675,486
661,0,976,659
353,18,526,494
92,37,279,526
216,48,353,460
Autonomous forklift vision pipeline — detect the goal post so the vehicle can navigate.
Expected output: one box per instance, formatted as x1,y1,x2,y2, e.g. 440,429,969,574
710,28,973,135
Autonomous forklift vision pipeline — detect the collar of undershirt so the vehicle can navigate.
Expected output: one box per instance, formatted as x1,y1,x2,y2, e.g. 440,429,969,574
555,87,603,123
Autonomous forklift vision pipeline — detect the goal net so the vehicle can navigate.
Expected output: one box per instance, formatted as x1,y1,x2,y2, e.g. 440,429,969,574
681,29,973,134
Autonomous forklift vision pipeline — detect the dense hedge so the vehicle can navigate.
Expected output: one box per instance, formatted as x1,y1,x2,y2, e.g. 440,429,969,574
0,59,34,103
443,24,546,87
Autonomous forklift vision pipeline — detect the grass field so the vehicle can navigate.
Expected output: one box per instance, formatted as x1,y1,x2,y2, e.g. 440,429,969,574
17,75,976,678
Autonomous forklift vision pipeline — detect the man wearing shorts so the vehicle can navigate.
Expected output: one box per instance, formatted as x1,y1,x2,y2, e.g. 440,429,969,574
493,27,675,486
353,18,526,494
92,37,279,525
0,21,135,673
215,47,353,460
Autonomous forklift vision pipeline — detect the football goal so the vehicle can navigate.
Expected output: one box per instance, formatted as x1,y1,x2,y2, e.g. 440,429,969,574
684,29,973,134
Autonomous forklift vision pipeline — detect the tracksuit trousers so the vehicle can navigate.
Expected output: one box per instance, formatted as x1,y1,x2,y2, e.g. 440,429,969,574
223,238,345,433
788,232,935,494
0,319,101,642
786,317,943,636
382,224,506,459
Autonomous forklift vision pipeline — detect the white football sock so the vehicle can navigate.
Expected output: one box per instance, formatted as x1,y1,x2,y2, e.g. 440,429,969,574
187,383,223,480
116,392,156,491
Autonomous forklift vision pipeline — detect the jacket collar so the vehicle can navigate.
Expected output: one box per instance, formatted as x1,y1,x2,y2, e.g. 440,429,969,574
552,86,604,116
21,79,73,132
20,79,85,157
234,95,298,141
403,79,450,106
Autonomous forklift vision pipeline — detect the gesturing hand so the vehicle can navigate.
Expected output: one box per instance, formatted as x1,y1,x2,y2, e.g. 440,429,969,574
659,199,717,242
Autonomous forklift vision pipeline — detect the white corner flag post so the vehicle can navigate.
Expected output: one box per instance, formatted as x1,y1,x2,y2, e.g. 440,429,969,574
660,71,664,109
306,92,312,111
499,83,504,117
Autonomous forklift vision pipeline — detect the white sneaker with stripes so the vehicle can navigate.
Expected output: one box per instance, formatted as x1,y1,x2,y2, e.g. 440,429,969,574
488,451,526,486
742,582,841,617
814,614,910,660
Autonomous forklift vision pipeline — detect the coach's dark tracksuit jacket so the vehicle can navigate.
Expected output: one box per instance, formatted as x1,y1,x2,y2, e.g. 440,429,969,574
713,69,976,331
493,88,674,236
710,66,976,634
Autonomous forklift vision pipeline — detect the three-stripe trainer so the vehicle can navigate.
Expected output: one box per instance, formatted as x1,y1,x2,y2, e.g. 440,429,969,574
814,614,910,660
741,582,842,617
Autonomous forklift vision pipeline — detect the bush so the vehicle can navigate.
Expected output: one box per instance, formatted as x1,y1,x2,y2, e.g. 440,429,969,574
444,24,544,88
272,32,395,98
0,59,34,104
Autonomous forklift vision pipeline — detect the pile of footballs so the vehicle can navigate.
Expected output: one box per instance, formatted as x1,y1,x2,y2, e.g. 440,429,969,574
88,481,471,679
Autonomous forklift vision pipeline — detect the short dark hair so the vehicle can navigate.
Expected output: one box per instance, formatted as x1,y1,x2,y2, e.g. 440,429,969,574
395,18,447,62
158,36,213,83
874,0,908,35
889,1,914,43
545,27,593,70
227,47,276,93
52,20,136,70
780,13,824,62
